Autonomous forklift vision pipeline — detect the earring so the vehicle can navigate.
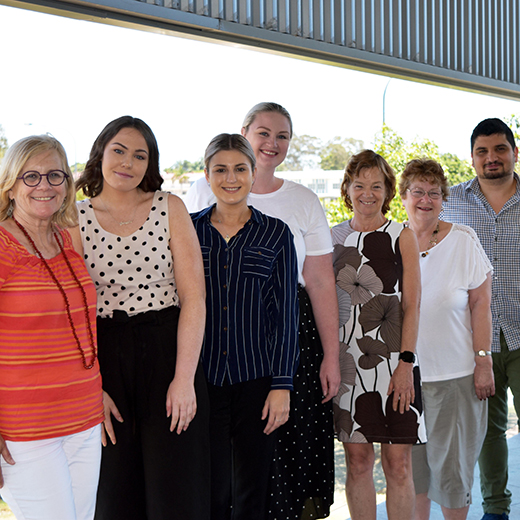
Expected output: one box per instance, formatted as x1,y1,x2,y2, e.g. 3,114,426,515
7,199,14,217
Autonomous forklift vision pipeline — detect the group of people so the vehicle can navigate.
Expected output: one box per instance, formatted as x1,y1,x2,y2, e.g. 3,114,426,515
0,104,517,520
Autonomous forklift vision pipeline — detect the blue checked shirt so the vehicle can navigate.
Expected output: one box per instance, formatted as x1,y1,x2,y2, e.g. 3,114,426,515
441,175,520,352
191,205,300,389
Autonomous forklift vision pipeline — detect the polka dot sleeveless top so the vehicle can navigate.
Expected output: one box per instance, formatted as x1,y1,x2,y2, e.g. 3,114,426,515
78,191,179,318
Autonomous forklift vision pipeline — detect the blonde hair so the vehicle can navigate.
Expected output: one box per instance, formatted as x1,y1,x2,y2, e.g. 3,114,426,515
242,102,293,138
0,135,77,227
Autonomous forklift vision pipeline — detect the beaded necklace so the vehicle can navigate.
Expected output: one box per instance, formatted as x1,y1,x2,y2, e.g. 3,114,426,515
12,217,97,369
421,222,440,258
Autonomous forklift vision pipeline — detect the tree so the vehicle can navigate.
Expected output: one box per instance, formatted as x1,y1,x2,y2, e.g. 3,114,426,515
165,158,204,183
0,125,8,160
277,134,322,171
165,158,204,175
504,114,520,173
319,137,364,170
70,162,87,176
326,125,475,225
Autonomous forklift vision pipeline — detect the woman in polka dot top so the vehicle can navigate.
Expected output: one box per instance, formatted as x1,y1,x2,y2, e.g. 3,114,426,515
71,116,210,520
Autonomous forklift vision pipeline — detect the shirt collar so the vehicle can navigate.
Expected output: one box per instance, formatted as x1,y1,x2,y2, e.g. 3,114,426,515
191,203,263,226
465,173,520,199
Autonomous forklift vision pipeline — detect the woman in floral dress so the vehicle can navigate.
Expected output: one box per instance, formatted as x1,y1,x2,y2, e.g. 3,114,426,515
331,150,426,520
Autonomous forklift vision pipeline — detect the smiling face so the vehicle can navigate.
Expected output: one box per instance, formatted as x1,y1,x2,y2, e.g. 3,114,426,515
101,127,149,194
471,133,518,182
9,149,68,225
205,149,256,207
402,179,443,226
347,166,387,218
242,111,291,172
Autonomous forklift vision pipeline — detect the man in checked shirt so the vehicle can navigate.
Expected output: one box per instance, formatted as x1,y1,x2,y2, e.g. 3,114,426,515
441,118,519,520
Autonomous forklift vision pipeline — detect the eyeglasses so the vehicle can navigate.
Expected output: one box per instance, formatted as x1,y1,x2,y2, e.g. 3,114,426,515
406,188,443,200
17,170,69,187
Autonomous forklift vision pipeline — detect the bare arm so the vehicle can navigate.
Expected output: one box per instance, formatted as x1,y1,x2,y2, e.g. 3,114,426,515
166,194,206,434
302,253,340,403
68,225,84,257
0,434,15,488
469,273,495,400
388,227,421,413
68,225,127,444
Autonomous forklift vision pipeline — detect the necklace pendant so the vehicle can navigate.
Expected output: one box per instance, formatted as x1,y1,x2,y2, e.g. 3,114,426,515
119,220,133,226
224,235,230,243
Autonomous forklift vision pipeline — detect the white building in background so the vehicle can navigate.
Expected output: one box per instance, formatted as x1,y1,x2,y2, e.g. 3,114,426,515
163,170,345,205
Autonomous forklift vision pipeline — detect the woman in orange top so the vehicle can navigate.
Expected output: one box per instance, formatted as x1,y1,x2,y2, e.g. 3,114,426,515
0,135,103,520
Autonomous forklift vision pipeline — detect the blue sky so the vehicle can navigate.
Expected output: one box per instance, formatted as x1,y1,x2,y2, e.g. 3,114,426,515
1,4,519,170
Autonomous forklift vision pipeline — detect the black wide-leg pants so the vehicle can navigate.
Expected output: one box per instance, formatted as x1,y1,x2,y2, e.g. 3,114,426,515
94,306,210,520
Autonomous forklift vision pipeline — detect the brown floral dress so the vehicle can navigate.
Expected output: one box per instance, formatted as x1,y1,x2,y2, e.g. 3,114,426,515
331,219,426,444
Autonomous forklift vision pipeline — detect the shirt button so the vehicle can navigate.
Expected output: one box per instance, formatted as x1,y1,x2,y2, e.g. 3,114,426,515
223,351,227,355
223,284,227,289
223,327,227,331
224,265,228,269
223,306,227,310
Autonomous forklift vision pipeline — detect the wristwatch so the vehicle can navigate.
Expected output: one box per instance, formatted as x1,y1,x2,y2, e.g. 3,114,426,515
475,350,492,357
398,351,416,363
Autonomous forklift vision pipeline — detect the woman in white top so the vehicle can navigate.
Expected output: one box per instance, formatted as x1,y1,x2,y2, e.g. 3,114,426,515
400,159,494,520
72,116,210,520
185,102,340,519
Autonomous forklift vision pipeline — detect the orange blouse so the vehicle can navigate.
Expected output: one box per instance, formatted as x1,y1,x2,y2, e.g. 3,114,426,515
0,226,103,441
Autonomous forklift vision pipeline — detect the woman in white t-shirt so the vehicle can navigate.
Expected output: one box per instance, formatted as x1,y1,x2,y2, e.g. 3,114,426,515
400,159,495,520
185,102,340,519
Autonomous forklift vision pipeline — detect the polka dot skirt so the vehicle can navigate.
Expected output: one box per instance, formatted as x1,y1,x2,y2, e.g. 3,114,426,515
268,286,334,520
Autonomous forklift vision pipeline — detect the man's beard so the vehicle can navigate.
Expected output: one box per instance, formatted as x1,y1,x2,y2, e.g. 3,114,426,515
480,163,512,180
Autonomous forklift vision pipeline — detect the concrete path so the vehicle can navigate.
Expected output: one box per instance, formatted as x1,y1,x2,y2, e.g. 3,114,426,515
329,432,520,520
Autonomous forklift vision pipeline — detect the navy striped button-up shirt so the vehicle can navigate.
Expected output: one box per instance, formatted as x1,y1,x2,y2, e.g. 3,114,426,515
441,175,520,353
191,205,300,390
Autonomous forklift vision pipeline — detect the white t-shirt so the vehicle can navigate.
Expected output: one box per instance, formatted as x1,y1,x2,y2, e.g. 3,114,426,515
417,223,492,382
183,177,333,285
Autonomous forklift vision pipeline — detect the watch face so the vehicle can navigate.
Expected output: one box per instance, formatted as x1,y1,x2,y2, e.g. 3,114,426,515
399,351,415,363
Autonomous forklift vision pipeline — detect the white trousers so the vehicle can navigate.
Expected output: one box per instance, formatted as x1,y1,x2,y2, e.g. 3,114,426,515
1,424,101,520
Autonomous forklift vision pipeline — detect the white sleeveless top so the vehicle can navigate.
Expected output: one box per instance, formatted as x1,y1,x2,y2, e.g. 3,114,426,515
77,191,179,318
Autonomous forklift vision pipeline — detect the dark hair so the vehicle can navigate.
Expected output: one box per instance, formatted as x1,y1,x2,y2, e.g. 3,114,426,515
76,116,162,197
341,149,396,215
399,159,449,201
204,133,256,171
470,118,516,152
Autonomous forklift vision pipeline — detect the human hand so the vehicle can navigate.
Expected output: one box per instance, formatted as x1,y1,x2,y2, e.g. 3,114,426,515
319,354,341,403
166,377,197,434
474,358,495,400
0,433,14,488
101,391,123,447
262,389,290,435
388,361,414,413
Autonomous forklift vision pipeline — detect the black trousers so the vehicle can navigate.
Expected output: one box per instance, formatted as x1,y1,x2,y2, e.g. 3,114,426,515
208,377,277,520
94,306,210,520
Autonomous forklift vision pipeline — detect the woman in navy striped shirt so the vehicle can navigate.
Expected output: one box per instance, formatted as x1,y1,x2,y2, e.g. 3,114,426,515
191,134,299,520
